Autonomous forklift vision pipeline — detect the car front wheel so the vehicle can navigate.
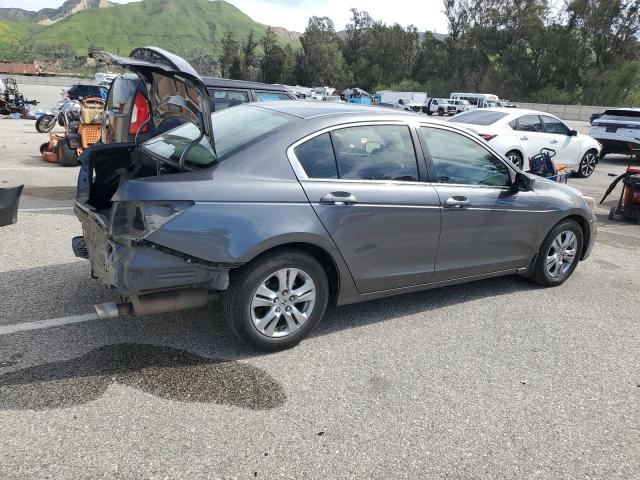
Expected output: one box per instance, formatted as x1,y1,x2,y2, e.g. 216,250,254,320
222,249,329,351
575,150,598,178
531,219,583,287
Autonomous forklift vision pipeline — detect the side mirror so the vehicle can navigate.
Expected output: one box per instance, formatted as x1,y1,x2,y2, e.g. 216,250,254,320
568,129,578,136
513,171,535,192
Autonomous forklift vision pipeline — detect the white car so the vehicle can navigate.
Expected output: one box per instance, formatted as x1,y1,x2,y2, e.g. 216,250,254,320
589,108,640,158
449,108,602,177
448,98,473,113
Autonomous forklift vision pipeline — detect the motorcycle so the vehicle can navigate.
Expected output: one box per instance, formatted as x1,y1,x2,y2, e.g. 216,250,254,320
35,88,70,133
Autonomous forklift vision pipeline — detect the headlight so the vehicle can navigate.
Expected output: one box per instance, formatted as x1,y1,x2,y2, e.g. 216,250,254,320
111,201,193,239
582,195,595,210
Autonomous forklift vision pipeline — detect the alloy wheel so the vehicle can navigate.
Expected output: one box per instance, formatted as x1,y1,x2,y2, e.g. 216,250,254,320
545,230,577,278
579,152,597,177
250,268,316,338
506,151,523,169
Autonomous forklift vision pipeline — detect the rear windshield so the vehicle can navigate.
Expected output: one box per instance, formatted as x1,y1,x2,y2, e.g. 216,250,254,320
142,105,291,167
449,110,508,125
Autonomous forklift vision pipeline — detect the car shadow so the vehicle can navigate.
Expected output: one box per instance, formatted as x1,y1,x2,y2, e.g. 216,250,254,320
0,262,538,410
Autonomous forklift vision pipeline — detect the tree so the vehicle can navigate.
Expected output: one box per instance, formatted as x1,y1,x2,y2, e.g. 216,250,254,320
260,27,285,83
219,31,239,78
300,16,349,86
242,31,259,80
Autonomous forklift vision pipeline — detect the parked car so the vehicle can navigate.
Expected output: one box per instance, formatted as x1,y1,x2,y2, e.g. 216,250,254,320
424,98,456,116
448,99,473,114
589,108,640,159
449,108,601,177
66,84,108,101
392,98,423,112
73,47,597,351
322,95,345,103
450,92,499,108
205,78,296,112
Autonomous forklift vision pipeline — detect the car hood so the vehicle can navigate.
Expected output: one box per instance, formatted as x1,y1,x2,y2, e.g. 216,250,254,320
89,47,213,145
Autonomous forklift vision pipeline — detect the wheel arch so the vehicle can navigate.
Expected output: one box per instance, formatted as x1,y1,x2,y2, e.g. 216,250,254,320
242,240,343,307
545,214,591,261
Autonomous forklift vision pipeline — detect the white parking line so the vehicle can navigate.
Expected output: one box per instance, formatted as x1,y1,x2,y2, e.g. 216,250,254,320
19,207,74,212
0,313,98,336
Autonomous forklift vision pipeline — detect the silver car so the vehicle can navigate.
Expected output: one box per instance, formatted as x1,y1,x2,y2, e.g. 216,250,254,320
74,48,597,351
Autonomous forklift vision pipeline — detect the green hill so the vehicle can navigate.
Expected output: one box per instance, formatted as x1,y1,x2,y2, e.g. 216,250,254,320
0,0,298,63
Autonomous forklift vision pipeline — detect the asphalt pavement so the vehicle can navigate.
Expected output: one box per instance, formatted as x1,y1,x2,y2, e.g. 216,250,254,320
0,101,639,479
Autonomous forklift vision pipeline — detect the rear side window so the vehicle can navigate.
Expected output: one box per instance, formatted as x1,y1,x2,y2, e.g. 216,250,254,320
209,89,250,111
331,125,418,181
255,91,292,102
420,127,510,187
293,133,338,179
293,125,419,181
514,115,544,132
449,110,508,125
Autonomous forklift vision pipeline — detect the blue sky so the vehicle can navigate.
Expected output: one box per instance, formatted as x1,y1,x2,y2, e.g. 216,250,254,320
0,0,449,33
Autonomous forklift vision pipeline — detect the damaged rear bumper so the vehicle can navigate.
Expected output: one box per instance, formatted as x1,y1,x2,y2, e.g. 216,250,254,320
74,202,235,300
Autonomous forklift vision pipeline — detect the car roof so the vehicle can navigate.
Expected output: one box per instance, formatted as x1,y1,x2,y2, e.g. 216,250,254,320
251,100,417,120
202,77,290,91
476,107,558,118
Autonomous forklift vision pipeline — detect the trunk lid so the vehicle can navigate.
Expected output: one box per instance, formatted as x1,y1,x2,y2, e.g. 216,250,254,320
89,47,212,145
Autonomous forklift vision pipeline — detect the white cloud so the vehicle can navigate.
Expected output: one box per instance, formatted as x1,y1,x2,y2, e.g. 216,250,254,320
0,0,448,33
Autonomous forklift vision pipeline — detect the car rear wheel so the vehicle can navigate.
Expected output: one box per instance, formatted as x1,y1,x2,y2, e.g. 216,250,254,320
222,249,329,351
506,150,524,169
575,150,597,178
531,219,583,287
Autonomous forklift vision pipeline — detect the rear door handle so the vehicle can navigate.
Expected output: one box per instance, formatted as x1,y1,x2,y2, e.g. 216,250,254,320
550,139,558,144
520,136,529,141
444,196,470,208
320,192,357,205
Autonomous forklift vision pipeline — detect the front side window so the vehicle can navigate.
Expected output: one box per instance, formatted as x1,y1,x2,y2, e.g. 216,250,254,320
541,115,570,135
420,127,510,187
209,89,250,111
331,125,419,181
255,91,292,102
514,115,544,132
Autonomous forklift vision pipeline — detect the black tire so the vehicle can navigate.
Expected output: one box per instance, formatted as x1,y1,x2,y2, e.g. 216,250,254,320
575,150,598,178
222,249,329,351
56,139,78,167
531,219,583,287
437,107,444,116
36,115,56,133
426,111,433,116
505,150,524,169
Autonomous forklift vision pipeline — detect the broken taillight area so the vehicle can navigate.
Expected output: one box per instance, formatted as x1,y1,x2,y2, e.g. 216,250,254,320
110,201,194,240
129,91,150,136
479,133,497,141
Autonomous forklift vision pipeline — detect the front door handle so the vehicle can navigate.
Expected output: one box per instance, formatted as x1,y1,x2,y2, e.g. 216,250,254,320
520,136,529,141
320,191,357,205
550,139,558,144
444,196,470,208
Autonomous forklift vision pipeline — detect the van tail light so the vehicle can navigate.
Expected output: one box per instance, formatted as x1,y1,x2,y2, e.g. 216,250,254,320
129,91,150,135
479,133,497,141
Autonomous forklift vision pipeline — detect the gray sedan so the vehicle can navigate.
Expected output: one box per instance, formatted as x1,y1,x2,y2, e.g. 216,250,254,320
74,50,596,351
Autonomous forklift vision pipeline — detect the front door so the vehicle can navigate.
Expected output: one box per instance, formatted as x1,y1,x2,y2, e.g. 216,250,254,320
290,123,442,293
418,125,542,281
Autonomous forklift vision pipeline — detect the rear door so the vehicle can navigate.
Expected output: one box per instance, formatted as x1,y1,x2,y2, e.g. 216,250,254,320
510,114,549,162
540,115,581,166
419,125,541,281
289,122,442,293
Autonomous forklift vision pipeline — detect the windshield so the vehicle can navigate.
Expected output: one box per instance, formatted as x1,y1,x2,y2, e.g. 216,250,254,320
142,105,292,167
449,110,508,125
